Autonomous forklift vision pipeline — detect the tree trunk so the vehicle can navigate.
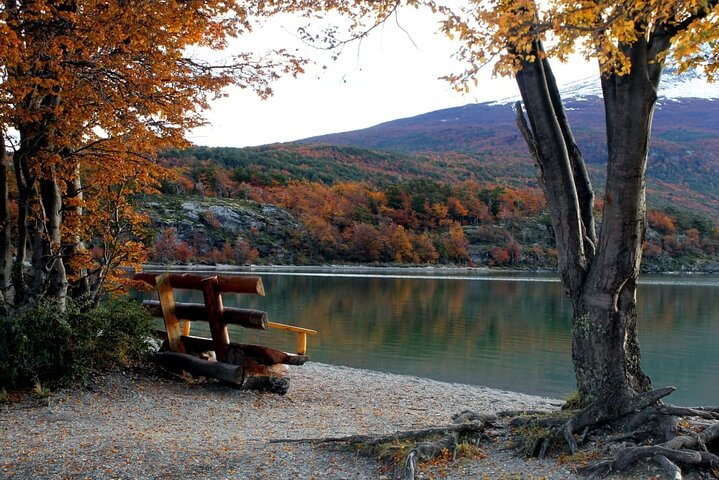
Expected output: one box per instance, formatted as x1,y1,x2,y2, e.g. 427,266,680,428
514,37,663,405
571,286,650,405
0,143,13,305
64,162,90,298
11,150,31,307
572,38,661,403
42,174,69,303
26,173,68,306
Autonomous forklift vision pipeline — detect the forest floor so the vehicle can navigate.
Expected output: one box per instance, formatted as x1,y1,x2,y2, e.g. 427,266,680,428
1,363,660,479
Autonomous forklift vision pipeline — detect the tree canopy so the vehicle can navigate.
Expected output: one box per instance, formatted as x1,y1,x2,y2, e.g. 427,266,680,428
0,1,305,307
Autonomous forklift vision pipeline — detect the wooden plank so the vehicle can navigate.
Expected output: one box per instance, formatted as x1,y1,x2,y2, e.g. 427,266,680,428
153,332,309,366
134,272,264,295
202,276,230,362
142,300,268,330
182,320,192,336
268,321,318,335
155,275,185,353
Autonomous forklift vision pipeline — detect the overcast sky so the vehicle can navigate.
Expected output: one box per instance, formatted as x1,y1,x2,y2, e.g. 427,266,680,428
188,9,598,149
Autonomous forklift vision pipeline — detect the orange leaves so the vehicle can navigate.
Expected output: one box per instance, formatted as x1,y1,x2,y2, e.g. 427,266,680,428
647,209,677,234
1,1,314,303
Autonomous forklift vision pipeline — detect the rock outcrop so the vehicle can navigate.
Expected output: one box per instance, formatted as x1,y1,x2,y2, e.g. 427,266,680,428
143,197,308,264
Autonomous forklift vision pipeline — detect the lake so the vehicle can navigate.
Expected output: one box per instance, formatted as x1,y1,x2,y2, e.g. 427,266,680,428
142,267,719,406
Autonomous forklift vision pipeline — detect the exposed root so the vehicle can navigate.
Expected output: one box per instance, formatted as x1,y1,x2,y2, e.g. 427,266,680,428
564,389,719,478
564,387,676,454
270,411,496,479
402,434,457,480
504,386,719,479
654,453,682,480
268,389,719,479
269,413,495,446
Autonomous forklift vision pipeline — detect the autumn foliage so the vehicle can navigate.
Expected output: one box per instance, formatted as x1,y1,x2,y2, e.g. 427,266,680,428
149,148,718,272
0,1,304,309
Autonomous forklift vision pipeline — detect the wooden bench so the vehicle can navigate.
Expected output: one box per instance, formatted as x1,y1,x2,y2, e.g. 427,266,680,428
134,272,318,394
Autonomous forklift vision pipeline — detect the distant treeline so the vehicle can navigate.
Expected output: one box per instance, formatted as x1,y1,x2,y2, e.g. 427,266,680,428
149,149,719,271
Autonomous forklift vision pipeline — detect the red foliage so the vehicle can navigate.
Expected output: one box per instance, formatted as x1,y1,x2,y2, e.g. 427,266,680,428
489,247,511,266
647,209,676,234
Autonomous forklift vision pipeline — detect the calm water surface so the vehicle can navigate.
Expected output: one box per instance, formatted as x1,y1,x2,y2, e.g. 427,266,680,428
149,269,719,406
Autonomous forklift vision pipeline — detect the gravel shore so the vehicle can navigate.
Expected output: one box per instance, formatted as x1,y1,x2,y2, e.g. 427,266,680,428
2,363,621,479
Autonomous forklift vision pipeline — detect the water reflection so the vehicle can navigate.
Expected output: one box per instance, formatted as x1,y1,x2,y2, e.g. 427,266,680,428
144,270,719,406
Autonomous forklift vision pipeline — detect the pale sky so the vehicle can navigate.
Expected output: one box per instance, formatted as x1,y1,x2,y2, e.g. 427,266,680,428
188,9,597,149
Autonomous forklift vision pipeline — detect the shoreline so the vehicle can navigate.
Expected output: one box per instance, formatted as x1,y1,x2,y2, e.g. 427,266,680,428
140,262,719,277
1,362,596,479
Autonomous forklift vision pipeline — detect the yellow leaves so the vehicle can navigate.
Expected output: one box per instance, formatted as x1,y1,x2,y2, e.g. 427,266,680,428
666,3,719,79
429,0,718,82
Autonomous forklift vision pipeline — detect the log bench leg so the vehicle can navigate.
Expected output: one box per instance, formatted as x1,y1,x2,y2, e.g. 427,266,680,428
297,333,307,356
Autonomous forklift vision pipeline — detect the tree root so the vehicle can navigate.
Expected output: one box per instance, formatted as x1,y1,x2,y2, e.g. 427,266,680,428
505,386,719,479
555,387,719,479
402,434,458,480
270,411,496,479
268,389,719,479
563,387,676,454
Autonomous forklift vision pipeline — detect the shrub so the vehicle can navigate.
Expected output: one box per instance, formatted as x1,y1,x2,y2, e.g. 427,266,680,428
0,299,154,390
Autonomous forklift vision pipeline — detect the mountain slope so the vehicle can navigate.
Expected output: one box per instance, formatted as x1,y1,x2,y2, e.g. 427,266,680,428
295,74,719,220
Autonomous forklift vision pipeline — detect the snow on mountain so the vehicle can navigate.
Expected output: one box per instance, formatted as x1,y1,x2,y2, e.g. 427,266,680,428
657,69,719,101
490,69,717,106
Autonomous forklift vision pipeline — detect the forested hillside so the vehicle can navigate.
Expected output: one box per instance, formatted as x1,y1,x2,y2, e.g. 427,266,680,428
300,98,719,220
152,89,719,272
148,147,719,272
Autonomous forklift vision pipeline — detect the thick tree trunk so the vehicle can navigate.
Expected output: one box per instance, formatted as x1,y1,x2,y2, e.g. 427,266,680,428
571,287,650,404
572,39,662,403
515,37,664,405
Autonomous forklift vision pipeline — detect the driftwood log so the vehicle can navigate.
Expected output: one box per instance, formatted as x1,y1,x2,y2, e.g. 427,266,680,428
154,351,244,385
154,331,309,366
154,345,292,394
134,272,265,295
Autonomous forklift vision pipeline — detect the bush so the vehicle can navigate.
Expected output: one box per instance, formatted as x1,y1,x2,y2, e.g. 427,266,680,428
0,299,154,390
